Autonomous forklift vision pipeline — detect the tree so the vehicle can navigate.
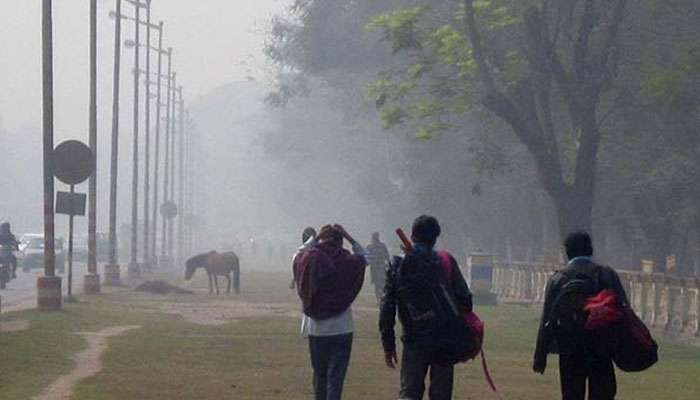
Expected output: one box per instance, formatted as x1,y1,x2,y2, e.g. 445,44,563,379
369,0,630,238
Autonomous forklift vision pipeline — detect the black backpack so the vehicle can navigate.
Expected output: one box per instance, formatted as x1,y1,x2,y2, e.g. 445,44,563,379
548,268,598,334
395,252,473,364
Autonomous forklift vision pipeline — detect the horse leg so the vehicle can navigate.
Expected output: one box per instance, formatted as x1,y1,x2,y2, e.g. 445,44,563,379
234,265,240,295
214,275,220,296
226,274,231,294
207,271,213,294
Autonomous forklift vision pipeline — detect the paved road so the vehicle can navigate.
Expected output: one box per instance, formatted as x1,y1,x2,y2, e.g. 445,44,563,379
1,262,89,312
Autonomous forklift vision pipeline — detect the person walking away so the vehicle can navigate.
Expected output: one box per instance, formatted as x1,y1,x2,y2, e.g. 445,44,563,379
293,225,367,400
380,215,473,400
290,227,317,290
533,231,629,400
366,232,391,303
0,222,20,278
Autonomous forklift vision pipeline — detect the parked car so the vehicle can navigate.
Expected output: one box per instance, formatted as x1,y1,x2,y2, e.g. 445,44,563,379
19,234,65,273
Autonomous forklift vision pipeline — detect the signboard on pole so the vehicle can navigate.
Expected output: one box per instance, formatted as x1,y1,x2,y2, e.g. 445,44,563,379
53,140,95,185
160,201,178,220
56,192,87,216
52,140,94,299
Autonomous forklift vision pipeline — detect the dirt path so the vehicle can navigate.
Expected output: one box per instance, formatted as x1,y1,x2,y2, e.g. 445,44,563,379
158,299,380,326
159,300,299,325
33,325,140,400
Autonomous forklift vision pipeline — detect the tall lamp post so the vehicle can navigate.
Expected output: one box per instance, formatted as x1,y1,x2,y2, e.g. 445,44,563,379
38,0,62,311
104,0,123,287
127,0,142,278
166,83,180,263
142,1,155,272
176,88,185,264
160,70,175,268
84,0,101,294
150,33,165,268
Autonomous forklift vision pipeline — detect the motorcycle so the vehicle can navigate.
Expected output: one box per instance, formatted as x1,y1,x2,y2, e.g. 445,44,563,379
0,244,15,289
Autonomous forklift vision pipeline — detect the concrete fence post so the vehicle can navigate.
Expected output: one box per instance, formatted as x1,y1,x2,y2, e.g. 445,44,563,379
667,277,684,333
643,275,657,326
688,280,700,338
654,277,670,330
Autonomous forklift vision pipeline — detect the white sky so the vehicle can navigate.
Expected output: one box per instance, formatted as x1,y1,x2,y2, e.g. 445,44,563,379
0,0,288,133
0,0,290,233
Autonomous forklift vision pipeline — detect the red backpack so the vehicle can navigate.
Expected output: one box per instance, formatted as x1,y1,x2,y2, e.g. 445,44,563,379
436,251,498,393
582,288,658,372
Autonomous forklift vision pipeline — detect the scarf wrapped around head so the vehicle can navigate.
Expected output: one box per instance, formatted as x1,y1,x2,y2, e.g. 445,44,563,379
294,241,366,320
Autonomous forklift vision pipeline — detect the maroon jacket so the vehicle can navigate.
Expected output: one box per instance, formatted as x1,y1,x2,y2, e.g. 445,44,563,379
293,241,366,320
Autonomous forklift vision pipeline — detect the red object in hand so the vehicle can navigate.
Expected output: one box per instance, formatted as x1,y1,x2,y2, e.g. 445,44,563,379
395,228,413,252
584,289,623,331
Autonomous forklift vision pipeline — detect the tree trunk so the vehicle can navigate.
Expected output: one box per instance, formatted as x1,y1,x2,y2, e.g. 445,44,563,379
552,186,594,240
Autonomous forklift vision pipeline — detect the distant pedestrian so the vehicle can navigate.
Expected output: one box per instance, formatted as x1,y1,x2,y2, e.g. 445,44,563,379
290,227,317,290
533,231,628,400
380,215,473,400
293,225,367,400
0,222,19,278
366,232,390,303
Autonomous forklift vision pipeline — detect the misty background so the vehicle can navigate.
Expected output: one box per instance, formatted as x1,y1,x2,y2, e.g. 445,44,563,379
0,1,288,254
1,1,699,274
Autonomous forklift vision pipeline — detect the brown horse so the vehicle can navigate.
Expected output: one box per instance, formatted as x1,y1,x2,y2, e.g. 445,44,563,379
185,251,240,295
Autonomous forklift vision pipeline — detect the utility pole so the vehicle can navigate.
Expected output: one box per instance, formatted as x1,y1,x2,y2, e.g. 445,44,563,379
128,1,141,278
142,0,152,272
105,0,123,286
168,85,179,262
151,27,165,269
85,0,100,294
177,89,185,263
159,56,173,269
182,112,191,256
38,0,61,311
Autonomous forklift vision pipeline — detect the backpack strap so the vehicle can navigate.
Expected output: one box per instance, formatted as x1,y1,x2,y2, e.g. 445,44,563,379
436,250,453,283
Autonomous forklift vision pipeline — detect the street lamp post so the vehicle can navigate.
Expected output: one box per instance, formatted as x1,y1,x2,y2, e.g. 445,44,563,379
127,1,142,278
177,89,185,264
149,21,164,270
141,1,153,272
104,0,123,287
38,0,62,311
159,54,174,269
84,0,101,294
168,85,180,262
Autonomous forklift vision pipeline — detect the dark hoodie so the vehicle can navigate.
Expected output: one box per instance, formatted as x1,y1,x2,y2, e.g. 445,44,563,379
293,240,367,320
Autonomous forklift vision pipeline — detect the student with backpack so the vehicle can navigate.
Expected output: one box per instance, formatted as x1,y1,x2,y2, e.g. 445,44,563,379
379,215,473,400
293,224,367,400
533,231,630,400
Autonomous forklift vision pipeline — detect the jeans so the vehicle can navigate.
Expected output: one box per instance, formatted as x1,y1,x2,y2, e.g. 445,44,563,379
559,352,616,400
308,333,353,400
399,346,454,400
370,265,386,303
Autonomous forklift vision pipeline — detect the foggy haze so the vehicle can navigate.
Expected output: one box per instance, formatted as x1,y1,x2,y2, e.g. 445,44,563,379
1,0,699,275
0,1,288,241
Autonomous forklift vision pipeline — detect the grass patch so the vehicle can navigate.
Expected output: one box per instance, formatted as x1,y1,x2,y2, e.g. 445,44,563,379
0,271,697,399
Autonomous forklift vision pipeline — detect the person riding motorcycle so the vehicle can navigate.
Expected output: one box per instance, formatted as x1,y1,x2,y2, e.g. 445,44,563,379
0,222,20,278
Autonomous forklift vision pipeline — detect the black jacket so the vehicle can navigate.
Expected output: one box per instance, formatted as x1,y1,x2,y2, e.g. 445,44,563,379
379,249,472,353
0,233,18,249
533,259,628,370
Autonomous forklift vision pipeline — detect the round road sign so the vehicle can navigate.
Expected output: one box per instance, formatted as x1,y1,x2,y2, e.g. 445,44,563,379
53,140,94,185
160,201,178,220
